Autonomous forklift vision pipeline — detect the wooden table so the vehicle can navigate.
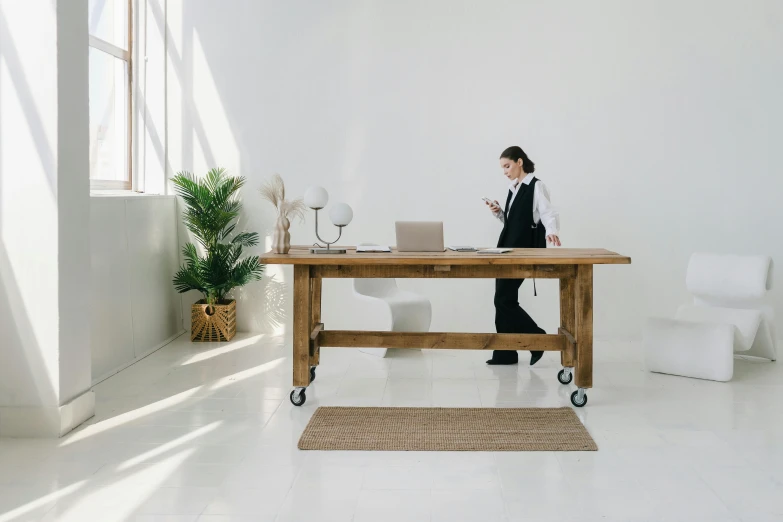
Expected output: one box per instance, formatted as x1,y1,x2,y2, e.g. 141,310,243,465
260,247,631,407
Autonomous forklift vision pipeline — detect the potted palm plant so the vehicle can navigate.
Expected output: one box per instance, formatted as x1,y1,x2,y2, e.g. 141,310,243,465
172,168,264,342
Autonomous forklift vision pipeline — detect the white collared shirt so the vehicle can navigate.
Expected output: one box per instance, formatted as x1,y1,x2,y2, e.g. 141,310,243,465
493,173,560,237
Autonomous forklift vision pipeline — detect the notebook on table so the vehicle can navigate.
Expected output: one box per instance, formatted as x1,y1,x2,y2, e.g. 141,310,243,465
477,248,512,254
356,245,391,253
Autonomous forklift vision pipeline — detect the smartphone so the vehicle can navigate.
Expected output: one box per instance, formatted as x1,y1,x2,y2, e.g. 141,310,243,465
482,197,496,206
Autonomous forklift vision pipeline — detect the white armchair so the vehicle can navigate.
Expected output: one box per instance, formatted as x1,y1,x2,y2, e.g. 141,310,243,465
353,244,432,357
644,253,775,382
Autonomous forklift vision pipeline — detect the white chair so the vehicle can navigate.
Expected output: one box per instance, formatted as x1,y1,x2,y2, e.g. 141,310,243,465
353,244,432,357
644,253,776,381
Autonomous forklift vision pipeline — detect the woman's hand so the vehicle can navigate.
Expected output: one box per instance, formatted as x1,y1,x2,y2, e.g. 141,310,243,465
547,234,561,247
485,199,501,213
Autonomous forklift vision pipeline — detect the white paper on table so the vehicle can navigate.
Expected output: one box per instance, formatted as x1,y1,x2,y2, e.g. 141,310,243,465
477,248,512,254
356,245,391,253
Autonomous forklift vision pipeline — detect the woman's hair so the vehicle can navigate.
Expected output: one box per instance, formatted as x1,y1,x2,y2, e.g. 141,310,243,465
499,146,535,174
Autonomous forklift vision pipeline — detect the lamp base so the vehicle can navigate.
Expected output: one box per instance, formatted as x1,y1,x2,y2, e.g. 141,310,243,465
310,247,347,254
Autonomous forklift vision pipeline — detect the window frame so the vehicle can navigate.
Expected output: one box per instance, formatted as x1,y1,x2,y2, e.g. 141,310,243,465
88,0,134,191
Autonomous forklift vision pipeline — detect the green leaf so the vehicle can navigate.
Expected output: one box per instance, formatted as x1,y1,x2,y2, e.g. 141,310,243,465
172,167,265,300
231,232,259,247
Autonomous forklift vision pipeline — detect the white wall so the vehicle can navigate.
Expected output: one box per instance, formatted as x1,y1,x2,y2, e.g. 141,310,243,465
0,0,93,437
90,195,183,383
0,0,60,425
166,0,783,339
56,0,92,406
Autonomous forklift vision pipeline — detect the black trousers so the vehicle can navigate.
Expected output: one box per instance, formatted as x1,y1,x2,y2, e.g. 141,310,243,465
491,278,545,362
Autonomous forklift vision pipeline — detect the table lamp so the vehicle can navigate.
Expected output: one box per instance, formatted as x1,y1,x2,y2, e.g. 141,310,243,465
304,186,353,254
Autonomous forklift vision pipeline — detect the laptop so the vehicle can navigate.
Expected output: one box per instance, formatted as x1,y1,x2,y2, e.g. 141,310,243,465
395,221,445,252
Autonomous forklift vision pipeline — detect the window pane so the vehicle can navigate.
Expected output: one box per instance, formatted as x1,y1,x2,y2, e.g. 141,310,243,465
88,0,129,50
89,48,129,182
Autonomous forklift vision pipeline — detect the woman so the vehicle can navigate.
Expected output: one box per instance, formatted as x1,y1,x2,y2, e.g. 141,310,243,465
485,146,561,365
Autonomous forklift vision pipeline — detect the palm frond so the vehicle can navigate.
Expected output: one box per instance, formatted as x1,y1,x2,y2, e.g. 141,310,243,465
204,167,227,194
230,256,264,287
220,223,237,242
182,242,200,266
172,167,265,303
173,263,206,295
213,177,245,212
231,231,259,247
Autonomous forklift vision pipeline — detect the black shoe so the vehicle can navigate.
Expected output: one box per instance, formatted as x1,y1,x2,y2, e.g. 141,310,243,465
529,351,544,366
486,358,518,366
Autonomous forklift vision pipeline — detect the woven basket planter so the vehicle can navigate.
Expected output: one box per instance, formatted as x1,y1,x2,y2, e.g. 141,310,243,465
191,299,237,342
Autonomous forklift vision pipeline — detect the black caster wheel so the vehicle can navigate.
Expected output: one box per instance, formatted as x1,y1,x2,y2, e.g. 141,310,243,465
290,389,306,406
310,367,316,383
570,389,587,408
557,369,573,385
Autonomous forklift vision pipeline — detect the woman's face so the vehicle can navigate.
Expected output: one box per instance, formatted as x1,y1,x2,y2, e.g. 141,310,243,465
500,157,525,182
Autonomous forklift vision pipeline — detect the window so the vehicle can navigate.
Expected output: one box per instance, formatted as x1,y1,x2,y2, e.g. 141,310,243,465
88,0,132,190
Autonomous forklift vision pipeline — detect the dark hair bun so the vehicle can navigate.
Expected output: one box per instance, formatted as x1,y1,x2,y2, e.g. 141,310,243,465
500,146,535,174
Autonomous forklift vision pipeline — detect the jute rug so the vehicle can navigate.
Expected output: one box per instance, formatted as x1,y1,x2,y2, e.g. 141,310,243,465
298,407,597,451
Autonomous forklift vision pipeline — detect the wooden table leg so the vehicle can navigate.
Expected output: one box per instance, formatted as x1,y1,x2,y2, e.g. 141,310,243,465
575,265,593,390
310,275,322,367
293,265,312,387
559,276,576,369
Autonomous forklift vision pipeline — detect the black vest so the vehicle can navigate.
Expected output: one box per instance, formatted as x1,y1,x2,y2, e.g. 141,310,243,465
497,177,547,249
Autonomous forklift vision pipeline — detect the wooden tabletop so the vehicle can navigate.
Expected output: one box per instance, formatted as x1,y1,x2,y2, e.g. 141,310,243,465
260,247,631,265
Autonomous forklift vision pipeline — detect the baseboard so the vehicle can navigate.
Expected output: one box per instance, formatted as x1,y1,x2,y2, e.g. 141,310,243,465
59,390,95,436
91,330,186,386
0,390,95,438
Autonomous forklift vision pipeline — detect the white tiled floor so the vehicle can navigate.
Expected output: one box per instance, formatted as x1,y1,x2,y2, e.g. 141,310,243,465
2,333,783,521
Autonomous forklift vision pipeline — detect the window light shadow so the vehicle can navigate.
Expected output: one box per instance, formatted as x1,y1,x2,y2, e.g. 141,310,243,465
116,421,221,471
45,448,196,522
0,480,85,522
179,334,264,366
0,3,57,194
